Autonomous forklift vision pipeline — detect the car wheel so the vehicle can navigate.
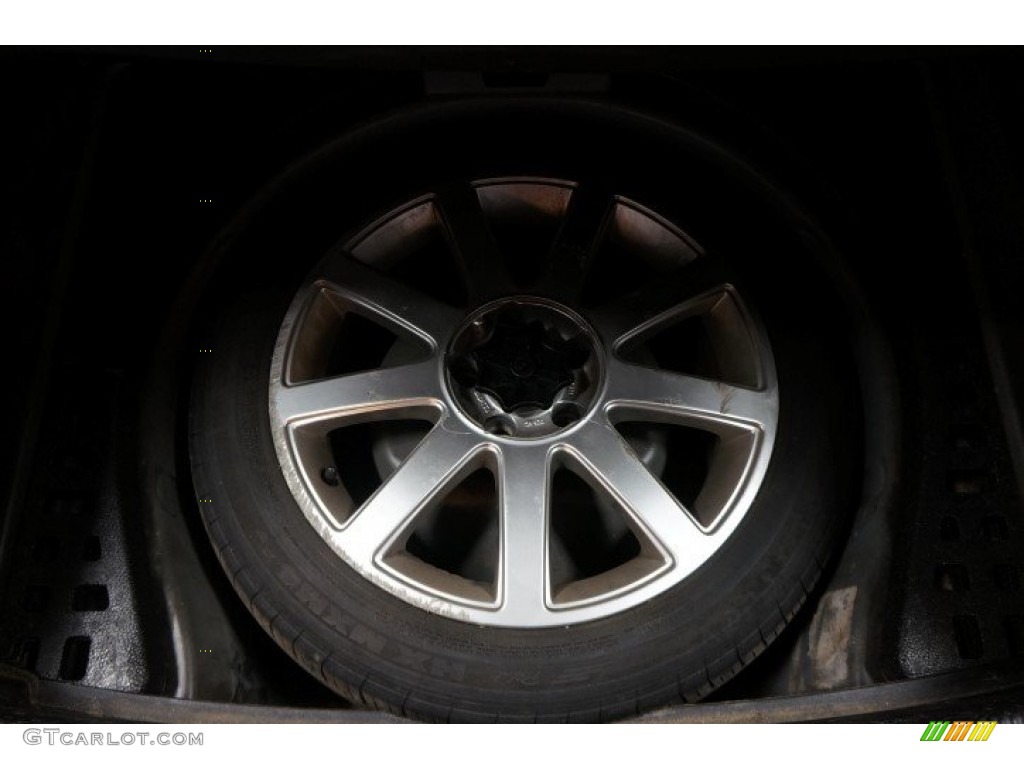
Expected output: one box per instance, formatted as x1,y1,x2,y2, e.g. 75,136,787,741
188,99,860,721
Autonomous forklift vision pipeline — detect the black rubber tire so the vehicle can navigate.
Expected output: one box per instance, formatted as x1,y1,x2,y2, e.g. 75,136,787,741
187,99,862,722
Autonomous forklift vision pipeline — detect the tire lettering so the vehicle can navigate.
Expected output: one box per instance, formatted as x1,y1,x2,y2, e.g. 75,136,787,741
349,624,386,654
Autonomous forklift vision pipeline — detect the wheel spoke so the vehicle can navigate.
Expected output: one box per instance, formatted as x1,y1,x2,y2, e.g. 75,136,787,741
605,358,776,434
539,184,613,301
589,256,732,346
567,421,711,570
338,422,481,567
316,250,463,345
494,444,553,620
434,182,514,301
273,360,443,426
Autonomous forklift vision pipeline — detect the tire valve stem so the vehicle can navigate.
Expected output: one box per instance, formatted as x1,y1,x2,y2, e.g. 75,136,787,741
320,466,341,487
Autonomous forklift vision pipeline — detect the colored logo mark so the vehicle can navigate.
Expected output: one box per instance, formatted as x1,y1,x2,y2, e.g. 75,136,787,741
920,721,996,741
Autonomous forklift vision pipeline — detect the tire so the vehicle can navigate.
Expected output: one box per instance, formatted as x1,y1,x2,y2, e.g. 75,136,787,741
188,99,861,721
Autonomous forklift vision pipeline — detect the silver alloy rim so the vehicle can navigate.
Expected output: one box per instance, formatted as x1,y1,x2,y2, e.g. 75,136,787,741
269,179,778,627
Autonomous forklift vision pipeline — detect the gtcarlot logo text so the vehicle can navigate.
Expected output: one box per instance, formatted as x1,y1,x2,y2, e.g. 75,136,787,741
23,729,203,747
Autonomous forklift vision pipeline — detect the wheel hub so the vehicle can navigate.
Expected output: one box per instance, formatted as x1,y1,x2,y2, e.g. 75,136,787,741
446,299,601,438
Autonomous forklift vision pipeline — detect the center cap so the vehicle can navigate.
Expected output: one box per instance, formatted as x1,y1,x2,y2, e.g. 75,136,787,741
446,298,602,439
